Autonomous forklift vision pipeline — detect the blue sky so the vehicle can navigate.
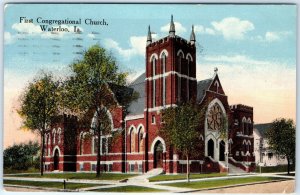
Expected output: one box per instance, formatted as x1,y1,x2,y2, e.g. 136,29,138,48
3,4,297,147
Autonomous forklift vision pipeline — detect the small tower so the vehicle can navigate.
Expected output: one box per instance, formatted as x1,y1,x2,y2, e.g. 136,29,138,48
147,25,152,46
169,15,175,37
190,25,196,45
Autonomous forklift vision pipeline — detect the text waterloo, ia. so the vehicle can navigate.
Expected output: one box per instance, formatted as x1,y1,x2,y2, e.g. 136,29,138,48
19,17,108,32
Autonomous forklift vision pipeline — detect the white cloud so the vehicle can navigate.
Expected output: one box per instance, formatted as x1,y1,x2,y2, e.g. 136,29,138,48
12,22,42,34
104,34,157,59
87,33,95,39
265,31,291,42
211,17,254,40
194,25,215,35
160,22,186,35
4,32,14,44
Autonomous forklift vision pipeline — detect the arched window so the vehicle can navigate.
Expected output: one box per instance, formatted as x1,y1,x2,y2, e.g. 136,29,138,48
186,55,192,100
161,52,167,106
130,128,135,153
137,126,144,153
177,51,184,102
93,136,99,154
247,118,252,135
152,57,157,108
242,117,247,135
52,129,56,144
57,128,61,144
79,133,84,155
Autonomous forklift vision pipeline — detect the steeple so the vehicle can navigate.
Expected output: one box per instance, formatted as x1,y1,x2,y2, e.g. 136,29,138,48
169,15,175,37
190,25,196,45
147,25,152,46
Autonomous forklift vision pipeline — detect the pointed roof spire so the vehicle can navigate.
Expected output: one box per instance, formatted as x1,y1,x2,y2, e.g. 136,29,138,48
147,25,152,46
169,15,175,37
190,25,196,45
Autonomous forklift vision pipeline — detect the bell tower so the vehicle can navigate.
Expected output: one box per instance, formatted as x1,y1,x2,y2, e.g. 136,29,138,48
145,16,197,111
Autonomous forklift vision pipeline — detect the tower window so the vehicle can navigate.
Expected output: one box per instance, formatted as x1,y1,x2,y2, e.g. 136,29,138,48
161,53,167,106
177,52,184,102
152,58,156,108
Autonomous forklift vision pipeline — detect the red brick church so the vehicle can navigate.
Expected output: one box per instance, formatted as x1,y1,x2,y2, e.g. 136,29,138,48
44,16,255,174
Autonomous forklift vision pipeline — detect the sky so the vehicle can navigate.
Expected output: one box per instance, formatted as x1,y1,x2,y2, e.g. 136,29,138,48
3,4,297,148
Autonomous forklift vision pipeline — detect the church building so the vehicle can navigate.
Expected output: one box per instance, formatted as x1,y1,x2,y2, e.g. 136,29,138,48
44,16,255,174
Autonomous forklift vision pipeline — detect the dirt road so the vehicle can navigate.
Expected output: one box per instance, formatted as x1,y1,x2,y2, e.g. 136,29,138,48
193,180,295,193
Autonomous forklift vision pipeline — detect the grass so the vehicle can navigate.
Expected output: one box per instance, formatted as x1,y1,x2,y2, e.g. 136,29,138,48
161,176,285,189
93,185,165,192
4,180,104,190
4,168,40,174
5,172,137,181
149,173,227,182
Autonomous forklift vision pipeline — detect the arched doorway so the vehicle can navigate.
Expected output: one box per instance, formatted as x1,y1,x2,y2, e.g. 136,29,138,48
53,149,59,170
154,141,163,168
219,140,225,161
208,139,214,159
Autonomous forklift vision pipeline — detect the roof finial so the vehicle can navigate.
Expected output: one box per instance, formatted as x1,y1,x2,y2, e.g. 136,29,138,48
190,25,196,45
169,15,175,37
147,25,152,46
214,67,218,74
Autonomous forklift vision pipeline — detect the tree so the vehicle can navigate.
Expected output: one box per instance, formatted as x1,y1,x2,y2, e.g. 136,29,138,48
63,45,134,177
160,102,203,182
18,72,60,176
266,118,295,175
4,141,40,171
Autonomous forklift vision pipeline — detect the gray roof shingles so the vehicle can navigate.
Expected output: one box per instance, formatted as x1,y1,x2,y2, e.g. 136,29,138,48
196,78,212,102
254,123,272,138
127,73,146,116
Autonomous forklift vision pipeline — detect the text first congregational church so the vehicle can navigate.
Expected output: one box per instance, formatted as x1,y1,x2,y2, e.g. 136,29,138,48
44,16,255,174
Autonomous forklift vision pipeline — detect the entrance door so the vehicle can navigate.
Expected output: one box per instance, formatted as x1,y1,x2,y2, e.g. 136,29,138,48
53,149,59,170
208,139,214,159
154,141,163,168
219,141,225,161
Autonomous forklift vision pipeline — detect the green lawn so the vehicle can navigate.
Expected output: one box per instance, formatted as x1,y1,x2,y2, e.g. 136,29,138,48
255,165,295,173
5,172,137,180
4,168,40,174
161,176,285,189
4,180,104,190
149,173,227,182
93,185,165,192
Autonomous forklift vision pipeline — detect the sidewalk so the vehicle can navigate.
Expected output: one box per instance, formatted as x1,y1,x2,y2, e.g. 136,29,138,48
4,172,295,193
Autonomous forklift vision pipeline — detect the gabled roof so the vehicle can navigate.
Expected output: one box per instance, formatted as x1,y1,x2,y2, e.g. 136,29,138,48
127,73,145,116
254,123,272,138
196,78,213,102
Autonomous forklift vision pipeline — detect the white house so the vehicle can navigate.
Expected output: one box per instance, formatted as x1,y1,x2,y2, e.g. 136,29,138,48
253,123,287,166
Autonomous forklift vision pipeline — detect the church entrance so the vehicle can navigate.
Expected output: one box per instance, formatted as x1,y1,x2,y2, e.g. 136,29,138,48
208,139,214,159
53,149,59,170
219,140,225,161
154,141,163,168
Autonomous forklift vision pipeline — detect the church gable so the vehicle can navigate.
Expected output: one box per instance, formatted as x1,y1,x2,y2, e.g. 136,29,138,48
208,74,225,95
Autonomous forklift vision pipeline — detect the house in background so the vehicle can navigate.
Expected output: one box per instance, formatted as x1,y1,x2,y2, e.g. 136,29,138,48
253,123,287,166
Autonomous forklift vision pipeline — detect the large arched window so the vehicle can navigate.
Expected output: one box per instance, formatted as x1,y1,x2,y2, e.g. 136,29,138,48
247,118,252,135
57,128,61,144
161,52,167,106
177,51,184,102
130,128,135,153
186,55,192,101
137,126,144,153
151,56,157,108
207,103,223,131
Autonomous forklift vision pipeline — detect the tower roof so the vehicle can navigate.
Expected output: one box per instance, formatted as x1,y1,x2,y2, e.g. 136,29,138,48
147,25,152,45
169,15,175,37
190,25,196,43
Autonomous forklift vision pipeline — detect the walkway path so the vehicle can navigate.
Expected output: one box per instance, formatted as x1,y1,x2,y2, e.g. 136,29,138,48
4,172,295,193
